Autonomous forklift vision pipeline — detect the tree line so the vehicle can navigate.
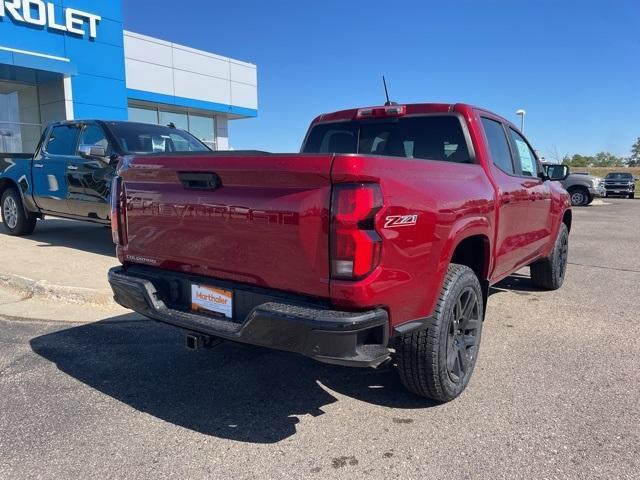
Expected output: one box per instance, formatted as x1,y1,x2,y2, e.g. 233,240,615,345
562,137,640,167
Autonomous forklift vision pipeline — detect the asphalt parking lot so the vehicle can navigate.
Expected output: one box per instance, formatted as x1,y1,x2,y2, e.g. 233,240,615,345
1,199,639,479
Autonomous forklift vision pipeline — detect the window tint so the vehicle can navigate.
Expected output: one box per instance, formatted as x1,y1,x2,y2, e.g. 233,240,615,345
106,123,208,154
46,125,80,156
481,118,514,174
606,172,633,180
508,128,538,177
303,116,471,163
80,124,109,150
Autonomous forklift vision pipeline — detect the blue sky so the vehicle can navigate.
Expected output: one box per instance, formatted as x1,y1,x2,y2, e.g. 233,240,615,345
123,0,640,159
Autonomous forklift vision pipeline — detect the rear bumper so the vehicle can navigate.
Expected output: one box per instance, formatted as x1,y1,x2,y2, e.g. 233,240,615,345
108,266,390,367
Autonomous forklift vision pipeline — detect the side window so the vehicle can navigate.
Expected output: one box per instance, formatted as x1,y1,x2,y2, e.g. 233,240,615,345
45,125,80,156
481,117,514,174
80,124,110,151
508,128,538,177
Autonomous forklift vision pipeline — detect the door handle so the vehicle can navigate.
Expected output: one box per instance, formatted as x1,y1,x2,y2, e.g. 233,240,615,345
177,171,219,190
67,165,79,171
33,163,44,168
500,192,511,204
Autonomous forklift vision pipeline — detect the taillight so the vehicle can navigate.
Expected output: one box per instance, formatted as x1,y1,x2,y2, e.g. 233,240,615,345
110,176,124,245
331,183,383,280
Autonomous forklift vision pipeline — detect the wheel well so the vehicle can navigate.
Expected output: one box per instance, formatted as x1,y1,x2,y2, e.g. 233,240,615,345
0,178,18,198
450,235,491,312
562,210,572,232
567,185,588,193
451,235,490,281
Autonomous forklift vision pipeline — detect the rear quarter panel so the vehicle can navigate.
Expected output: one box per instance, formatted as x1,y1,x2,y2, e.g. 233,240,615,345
330,154,495,328
0,154,38,212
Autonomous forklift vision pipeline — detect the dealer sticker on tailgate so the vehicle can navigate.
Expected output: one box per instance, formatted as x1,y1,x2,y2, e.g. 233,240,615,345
191,284,233,318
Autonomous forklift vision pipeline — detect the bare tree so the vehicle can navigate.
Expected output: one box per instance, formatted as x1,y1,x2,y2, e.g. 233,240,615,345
546,145,563,164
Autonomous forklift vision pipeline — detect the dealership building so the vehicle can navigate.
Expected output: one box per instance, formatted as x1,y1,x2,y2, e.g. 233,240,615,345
0,0,258,152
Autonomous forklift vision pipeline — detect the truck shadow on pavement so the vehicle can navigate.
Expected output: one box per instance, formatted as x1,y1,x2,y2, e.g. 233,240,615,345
29,219,116,257
490,272,539,295
30,316,435,444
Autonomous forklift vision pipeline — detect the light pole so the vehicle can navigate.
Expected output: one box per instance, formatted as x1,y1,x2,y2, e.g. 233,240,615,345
516,109,526,132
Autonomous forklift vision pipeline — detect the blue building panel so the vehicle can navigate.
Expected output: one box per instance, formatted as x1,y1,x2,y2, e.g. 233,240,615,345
10,52,76,76
127,89,259,118
0,15,67,58
85,17,125,48
73,102,127,120
0,49,13,66
64,40,125,80
71,75,126,106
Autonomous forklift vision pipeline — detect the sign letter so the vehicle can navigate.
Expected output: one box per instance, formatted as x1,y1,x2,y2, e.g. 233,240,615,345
84,12,100,39
46,2,66,32
23,0,46,26
5,0,24,22
65,7,84,36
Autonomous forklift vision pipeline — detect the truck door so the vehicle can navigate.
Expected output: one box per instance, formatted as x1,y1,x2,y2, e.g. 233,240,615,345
32,124,79,214
506,127,552,257
480,117,532,280
66,123,114,220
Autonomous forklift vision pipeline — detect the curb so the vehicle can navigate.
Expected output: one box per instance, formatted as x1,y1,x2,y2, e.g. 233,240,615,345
0,273,115,306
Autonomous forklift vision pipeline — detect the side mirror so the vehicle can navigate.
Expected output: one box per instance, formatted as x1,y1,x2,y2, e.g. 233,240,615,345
79,144,107,160
545,164,570,181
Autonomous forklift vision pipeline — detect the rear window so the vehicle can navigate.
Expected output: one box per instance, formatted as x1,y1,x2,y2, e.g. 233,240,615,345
302,115,471,163
106,123,209,154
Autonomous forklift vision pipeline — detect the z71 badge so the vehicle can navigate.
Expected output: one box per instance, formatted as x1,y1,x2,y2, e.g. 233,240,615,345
384,214,418,228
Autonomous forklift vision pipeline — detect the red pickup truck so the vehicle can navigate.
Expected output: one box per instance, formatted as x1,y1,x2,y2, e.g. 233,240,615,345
108,103,571,402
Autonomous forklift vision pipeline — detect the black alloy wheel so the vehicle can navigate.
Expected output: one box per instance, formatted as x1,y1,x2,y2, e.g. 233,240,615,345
446,287,481,383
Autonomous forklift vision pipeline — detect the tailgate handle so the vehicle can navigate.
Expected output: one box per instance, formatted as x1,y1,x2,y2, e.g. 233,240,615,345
177,172,219,190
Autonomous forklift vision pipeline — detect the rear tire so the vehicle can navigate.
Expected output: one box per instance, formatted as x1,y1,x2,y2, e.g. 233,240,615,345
1,188,36,236
530,223,569,290
629,192,635,199
396,264,483,402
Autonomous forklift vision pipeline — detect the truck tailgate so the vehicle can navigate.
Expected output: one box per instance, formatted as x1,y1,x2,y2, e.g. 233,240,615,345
120,153,333,298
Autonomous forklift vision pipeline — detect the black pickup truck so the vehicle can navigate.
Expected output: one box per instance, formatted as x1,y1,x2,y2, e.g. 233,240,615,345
604,172,636,199
1,120,209,235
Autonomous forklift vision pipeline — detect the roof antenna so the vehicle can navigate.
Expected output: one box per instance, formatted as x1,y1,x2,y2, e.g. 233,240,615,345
382,76,397,106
